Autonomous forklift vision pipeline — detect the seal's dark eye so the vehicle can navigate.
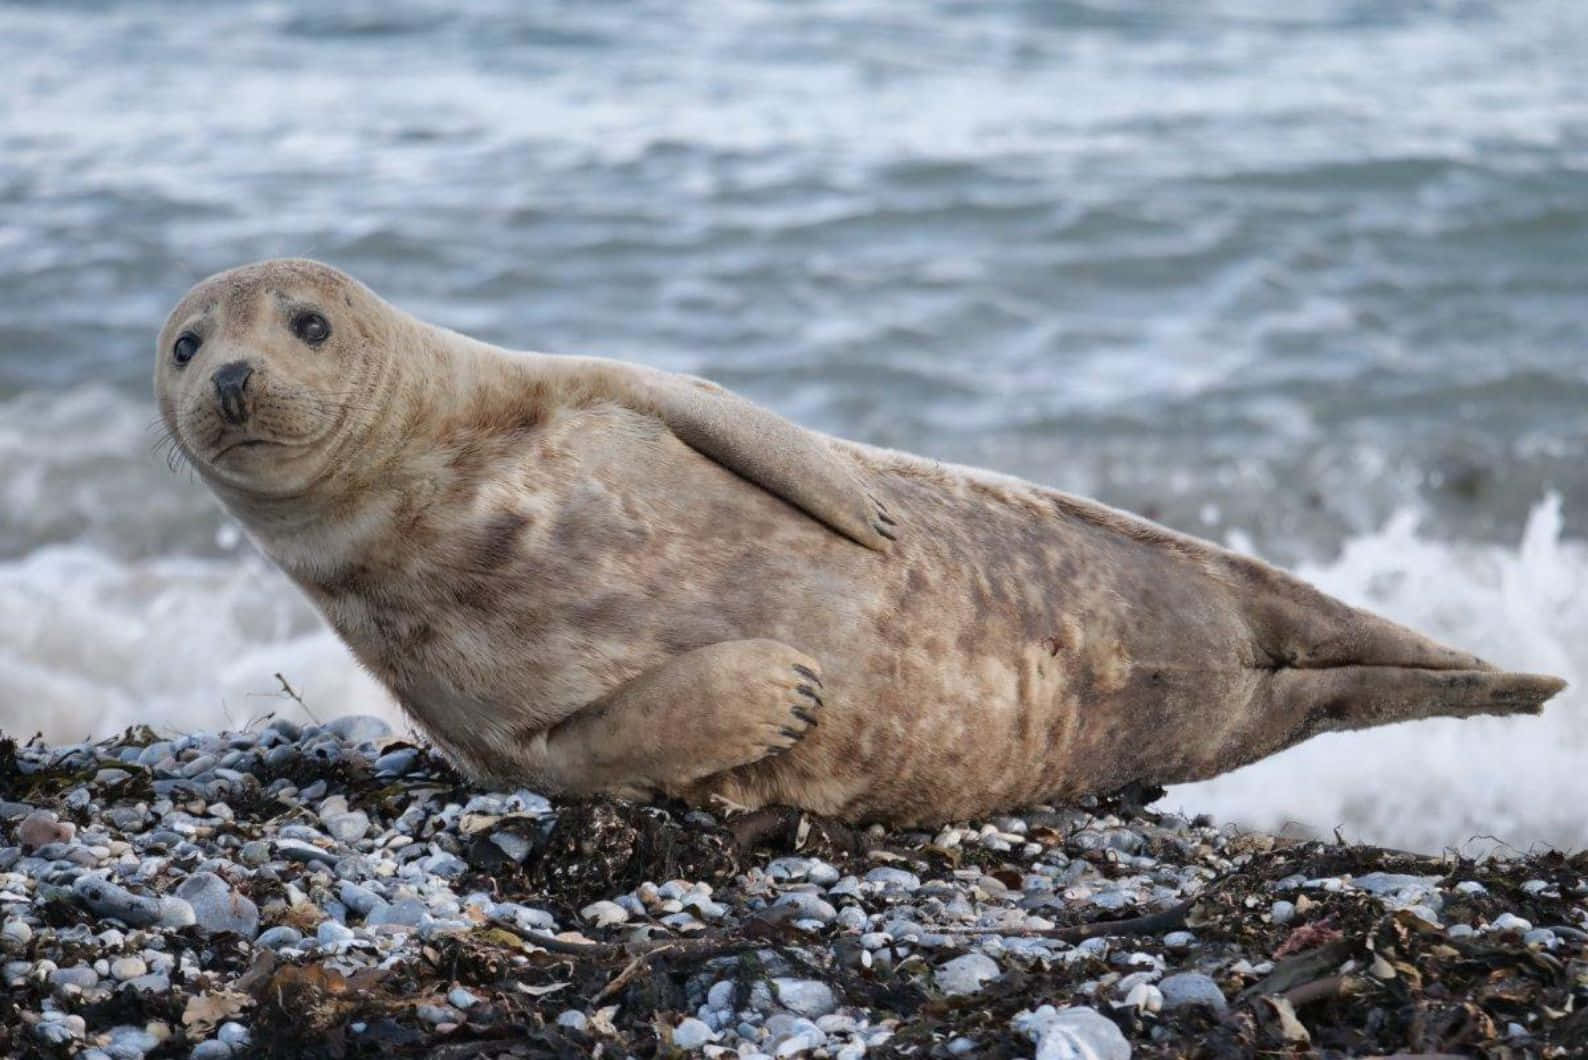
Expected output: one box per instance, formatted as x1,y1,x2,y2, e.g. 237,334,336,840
292,311,331,346
172,333,201,365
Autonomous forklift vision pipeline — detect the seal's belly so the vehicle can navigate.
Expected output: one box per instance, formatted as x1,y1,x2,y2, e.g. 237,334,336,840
464,429,1261,821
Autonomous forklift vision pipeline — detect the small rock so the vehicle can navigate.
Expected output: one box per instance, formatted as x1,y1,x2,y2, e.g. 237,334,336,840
772,891,838,924
0,919,32,949
18,809,75,850
110,956,148,981
1489,912,1533,934
1159,971,1227,1012
324,811,371,844
581,900,629,927
448,987,480,1010
190,1042,233,1059
672,1016,718,1049
255,926,304,950
556,1010,588,1031
1014,1005,1130,1060
772,978,837,1018
175,872,259,937
73,876,162,927
935,953,1001,996
865,867,921,892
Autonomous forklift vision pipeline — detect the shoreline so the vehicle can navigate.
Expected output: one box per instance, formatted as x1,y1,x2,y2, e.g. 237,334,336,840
1,718,1584,1058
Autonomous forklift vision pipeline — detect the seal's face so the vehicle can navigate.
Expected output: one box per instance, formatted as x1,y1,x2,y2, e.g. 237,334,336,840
154,259,386,498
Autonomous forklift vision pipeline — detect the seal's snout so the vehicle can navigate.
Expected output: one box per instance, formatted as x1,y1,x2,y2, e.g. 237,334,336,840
212,360,254,425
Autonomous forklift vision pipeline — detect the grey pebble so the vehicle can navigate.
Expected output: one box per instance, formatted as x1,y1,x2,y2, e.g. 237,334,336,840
865,867,921,892
773,977,837,1018
935,952,1001,996
1159,971,1227,1012
672,1016,717,1049
1015,1005,1130,1060
190,1042,233,1059
324,811,371,844
772,891,838,924
73,875,161,927
175,872,259,937
255,926,304,950
374,748,420,776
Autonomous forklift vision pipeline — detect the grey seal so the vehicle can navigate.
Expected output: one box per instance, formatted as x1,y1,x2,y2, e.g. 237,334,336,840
154,259,1566,824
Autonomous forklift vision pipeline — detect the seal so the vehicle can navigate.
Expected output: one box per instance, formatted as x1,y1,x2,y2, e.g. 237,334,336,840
155,259,1567,825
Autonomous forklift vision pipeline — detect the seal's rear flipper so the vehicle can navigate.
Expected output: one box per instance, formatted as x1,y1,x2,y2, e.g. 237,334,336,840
1226,553,1507,673
1263,666,1566,743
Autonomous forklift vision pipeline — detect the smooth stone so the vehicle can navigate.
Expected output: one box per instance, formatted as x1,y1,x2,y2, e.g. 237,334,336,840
324,812,371,844
255,926,304,950
157,896,197,929
374,749,420,776
190,1042,233,1059
0,919,32,949
490,832,533,862
672,1017,718,1050
223,1005,258,1046
556,1010,588,1031
19,810,75,850
772,892,838,924
1270,900,1295,924
1162,930,1196,951
50,964,100,990
707,979,735,1011
73,876,161,927
1015,1005,1131,1060
175,872,258,937
864,867,921,892
123,972,172,993
772,978,836,1018
317,921,355,946
1159,971,1227,1012
448,987,480,1010
581,900,629,927
1490,912,1533,933
338,881,385,918
367,898,428,927
935,953,1002,996
109,956,148,981
276,838,338,865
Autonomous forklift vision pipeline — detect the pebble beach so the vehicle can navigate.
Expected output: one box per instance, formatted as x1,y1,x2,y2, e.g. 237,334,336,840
1,717,1584,1058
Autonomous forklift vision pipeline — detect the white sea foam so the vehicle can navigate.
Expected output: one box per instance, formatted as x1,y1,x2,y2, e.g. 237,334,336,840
1168,494,1588,855
0,545,400,743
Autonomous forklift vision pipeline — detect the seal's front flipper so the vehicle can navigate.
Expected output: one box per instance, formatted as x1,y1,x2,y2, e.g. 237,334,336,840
618,364,898,552
520,639,825,797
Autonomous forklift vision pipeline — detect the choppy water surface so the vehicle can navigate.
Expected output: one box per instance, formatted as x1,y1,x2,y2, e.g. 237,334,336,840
2,0,1586,852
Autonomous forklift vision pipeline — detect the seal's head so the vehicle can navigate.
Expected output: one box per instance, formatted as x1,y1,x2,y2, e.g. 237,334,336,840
154,259,398,499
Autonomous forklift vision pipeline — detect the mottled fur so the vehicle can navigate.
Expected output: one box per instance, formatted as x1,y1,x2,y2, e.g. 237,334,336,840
155,260,1566,825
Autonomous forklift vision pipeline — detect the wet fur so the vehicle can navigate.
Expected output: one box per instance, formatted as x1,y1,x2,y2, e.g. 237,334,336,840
156,260,1567,825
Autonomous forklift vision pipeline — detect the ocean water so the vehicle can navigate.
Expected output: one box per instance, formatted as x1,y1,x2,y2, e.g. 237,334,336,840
2,0,1586,854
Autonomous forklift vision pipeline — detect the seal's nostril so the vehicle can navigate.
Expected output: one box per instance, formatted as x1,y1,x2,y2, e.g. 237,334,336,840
212,360,253,425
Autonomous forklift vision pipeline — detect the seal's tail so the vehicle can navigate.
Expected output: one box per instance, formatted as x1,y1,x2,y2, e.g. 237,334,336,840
1224,548,1567,732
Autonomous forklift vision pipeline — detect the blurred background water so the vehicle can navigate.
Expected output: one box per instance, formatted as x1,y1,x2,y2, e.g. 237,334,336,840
2,0,1586,854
